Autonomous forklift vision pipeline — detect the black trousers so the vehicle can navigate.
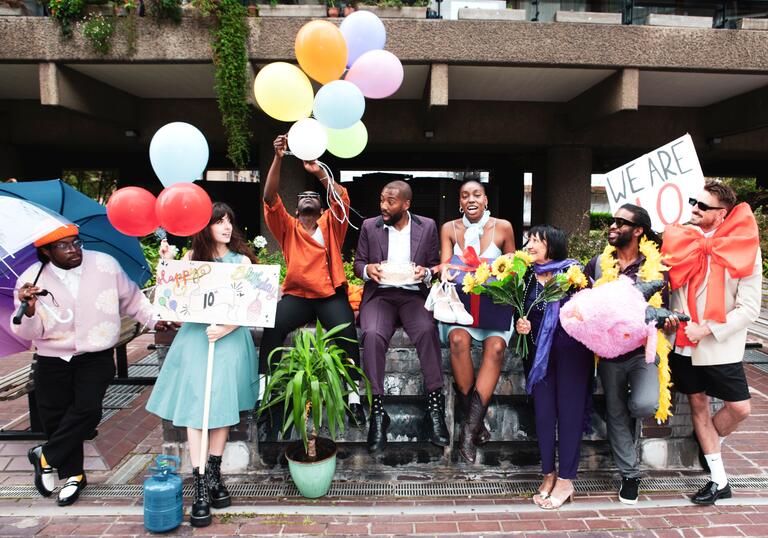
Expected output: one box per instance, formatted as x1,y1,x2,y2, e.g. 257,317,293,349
258,287,360,375
34,350,115,478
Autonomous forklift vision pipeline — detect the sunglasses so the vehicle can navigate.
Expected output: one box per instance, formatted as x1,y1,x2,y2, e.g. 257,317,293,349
610,217,638,228
297,192,321,200
49,238,83,252
688,198,724,212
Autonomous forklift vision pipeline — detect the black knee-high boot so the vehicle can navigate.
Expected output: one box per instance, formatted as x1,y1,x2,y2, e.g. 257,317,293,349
456,385,491,445
206,455,231,509
190,467,211,527
458,390,489,463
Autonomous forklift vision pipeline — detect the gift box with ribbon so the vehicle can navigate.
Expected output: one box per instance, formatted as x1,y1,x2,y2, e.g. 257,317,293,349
446,250,514,332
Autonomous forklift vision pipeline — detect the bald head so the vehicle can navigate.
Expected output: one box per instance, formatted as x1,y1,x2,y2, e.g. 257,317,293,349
382,180,412,202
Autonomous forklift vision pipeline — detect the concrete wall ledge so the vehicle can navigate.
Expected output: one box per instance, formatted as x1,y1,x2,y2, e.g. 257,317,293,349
737,18,768,30
644,13,713,29
357,5,426,19
457,8,525,21
555,10,621,25
257,4,327,17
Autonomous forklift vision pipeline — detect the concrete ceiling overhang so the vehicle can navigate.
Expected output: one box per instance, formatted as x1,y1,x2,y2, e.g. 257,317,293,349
3,63,768,109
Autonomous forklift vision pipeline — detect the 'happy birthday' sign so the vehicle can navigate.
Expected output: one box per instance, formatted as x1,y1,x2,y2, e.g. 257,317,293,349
153,259,280,327
598,134,705,232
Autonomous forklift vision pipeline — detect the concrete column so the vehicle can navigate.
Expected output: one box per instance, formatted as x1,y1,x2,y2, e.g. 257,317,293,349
0,143,22,181
532,146,592,233
257,142,312,250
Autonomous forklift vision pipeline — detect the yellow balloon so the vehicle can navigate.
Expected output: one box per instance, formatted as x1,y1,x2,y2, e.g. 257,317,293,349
254,62,314,122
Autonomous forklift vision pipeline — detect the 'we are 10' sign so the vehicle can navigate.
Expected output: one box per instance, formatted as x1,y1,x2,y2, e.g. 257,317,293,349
153,259,280,328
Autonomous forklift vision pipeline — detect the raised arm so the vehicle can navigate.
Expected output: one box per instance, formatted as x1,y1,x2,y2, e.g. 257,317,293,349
263,135,287,207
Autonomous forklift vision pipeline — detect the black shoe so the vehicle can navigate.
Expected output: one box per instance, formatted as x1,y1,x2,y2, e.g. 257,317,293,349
425,389,450,448
456,385,490,445
458,390,489,463
57,475,87,506
28,445,54,498
367,396,389,453
205,455,231,509
692,481,731,505
348,403,366,428
190,468,211,527
619,477,640,505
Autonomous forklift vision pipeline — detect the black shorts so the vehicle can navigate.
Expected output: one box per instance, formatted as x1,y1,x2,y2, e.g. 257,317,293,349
669,353,751,402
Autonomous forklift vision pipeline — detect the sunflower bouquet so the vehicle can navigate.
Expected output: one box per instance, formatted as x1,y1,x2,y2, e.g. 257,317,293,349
462,251,588,358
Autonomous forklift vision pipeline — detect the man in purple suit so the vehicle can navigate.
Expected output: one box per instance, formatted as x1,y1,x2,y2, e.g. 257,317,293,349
354,181,449,453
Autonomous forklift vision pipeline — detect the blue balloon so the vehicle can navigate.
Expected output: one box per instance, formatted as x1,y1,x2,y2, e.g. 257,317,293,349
340,10,386,68
149,122,209,188
313,80,365,130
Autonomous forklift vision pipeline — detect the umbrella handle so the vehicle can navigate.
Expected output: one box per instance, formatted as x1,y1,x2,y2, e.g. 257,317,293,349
37,300,74,324
12,300,29,325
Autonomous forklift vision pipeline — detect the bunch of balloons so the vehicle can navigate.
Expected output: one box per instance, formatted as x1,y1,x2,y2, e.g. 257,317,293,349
106,122,214,237
253,11,403,161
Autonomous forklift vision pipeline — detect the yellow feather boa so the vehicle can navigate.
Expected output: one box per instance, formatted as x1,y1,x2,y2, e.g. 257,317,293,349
594,238,673,423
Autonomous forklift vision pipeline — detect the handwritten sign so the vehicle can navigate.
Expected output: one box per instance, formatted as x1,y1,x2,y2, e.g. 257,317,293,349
599,134,705,232
153,259,280,328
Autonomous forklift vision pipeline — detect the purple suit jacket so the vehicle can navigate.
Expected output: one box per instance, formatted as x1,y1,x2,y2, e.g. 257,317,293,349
353,214,440,311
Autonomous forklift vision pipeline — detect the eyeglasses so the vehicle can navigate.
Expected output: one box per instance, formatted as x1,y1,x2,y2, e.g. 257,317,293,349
49,238,83,252
297,192,320,200
688,198,724,212
610,217,638,228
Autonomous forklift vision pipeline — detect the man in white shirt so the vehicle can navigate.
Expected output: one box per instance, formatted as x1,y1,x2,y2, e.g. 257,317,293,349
353,181,448,453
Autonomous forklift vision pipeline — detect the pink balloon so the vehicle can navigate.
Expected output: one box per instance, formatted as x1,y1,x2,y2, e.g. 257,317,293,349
345,50,403,99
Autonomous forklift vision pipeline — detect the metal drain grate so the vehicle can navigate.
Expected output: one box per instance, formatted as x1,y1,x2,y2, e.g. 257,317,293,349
99,353,159,423
2,476,767,500
744,348,768,364
753,363,768,375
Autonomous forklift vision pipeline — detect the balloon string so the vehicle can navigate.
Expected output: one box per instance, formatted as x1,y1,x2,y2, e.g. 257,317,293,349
316,160,360,231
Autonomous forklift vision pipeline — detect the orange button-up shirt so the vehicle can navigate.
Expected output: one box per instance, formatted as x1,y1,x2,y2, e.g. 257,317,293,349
264,188,350,299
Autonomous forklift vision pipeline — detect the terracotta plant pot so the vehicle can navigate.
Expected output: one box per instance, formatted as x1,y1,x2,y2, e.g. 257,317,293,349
247,4,258,16
327,6,339,17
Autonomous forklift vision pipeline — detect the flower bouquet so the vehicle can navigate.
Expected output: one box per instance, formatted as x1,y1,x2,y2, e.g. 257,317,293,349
462,251,588,359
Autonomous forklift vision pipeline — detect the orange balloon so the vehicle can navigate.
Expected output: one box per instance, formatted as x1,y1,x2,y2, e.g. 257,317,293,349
295,20,348,84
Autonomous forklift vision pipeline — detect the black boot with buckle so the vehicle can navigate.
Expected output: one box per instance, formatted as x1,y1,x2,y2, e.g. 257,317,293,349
206,455,231,509
190,467,211,527
425,389,450,447
458,389,489,463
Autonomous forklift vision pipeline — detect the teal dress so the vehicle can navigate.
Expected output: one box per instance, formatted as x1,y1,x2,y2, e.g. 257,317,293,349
146,251,259,429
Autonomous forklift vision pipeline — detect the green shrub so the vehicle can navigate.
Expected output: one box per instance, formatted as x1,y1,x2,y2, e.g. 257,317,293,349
48,0,85,37
83,13,115,55
589,211,612,231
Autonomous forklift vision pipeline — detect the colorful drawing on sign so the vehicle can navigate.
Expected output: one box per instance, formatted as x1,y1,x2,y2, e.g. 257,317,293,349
153,259,280,328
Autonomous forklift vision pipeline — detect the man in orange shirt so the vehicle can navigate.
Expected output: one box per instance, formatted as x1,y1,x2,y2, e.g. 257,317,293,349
260,135,364,425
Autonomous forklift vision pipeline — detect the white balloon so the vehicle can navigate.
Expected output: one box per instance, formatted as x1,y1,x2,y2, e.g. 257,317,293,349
149,122,209,187
287,118,328,161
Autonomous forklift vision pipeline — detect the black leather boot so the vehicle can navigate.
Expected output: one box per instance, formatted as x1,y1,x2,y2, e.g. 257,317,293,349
455,385,491,445
458,390,489,463
367,395,390,453
206,455,231,509
190,467,211,527
425,389,450,447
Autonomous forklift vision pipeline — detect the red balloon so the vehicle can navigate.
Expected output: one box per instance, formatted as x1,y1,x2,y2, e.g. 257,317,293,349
155,183,212,237
106,187,159,237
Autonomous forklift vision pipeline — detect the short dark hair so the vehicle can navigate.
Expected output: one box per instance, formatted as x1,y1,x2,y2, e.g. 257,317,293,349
383,180,412,202
618,203,661,245
459,180,485,195
704,179,737,213
527,224,568,261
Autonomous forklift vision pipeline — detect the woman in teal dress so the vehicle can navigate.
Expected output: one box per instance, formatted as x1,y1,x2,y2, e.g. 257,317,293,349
438,180,516,464
146,202,258,528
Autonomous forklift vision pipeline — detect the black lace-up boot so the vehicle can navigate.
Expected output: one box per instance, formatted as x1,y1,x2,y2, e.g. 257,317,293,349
425,389,450,447
206,455,231,509
190,467,211,527
367,395,390,453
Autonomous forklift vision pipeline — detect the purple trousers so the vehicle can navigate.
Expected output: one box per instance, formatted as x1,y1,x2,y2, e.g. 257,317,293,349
531,335,593,479
359,288,443,395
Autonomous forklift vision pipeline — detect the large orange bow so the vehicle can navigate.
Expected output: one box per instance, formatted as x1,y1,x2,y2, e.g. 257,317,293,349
662,203,758,331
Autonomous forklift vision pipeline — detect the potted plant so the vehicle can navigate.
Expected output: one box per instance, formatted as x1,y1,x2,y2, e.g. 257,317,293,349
258,322,371,498
327,0,339,17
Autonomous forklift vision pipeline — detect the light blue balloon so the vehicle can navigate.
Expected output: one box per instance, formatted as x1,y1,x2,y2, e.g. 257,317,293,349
340,10,386,68
312,80,366,130
149,122,210,188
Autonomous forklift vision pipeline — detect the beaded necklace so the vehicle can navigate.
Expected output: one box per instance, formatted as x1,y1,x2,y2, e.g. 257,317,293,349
523,272,548,346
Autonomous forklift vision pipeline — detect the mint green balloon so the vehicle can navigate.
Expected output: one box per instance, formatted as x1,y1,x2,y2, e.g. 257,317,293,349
326,121,368,159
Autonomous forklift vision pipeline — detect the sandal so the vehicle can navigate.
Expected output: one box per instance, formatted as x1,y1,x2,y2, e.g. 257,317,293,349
532,472,556,507
540,478,574,510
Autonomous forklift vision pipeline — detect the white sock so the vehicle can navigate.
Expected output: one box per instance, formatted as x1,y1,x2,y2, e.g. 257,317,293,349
704,453,727,489
348,391,360,405
58,475,83,499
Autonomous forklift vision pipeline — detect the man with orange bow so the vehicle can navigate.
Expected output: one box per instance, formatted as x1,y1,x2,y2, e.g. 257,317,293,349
662,180,762,506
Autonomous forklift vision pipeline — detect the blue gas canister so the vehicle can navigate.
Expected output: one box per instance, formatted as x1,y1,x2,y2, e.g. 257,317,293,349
143,455,183,533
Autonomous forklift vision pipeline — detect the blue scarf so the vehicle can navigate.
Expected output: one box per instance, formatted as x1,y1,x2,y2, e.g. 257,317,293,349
525,258,579,394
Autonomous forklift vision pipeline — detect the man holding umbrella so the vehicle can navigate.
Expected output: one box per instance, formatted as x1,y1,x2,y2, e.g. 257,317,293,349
11,224,174,506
